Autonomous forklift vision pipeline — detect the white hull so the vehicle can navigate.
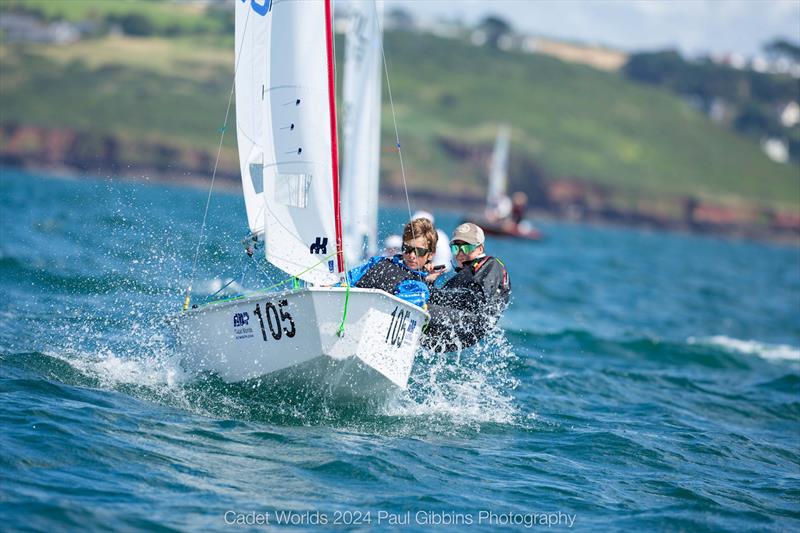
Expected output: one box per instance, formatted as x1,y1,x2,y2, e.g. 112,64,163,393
170,287,428,395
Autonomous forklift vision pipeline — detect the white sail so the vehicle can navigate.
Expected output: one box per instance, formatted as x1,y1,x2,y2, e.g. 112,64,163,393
341,0,383,264
235,0,341,285
487,124,511,207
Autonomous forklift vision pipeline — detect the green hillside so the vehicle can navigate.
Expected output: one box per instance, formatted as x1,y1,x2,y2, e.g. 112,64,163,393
0,7,797,211
380,32,797,208
3,0,228,34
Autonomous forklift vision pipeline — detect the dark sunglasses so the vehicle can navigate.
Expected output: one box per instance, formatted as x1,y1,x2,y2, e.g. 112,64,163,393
402,244,430,256
450,242,479,255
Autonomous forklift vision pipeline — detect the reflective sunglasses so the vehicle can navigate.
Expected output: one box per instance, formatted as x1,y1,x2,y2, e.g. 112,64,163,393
402,244,430,256
450,242,479,255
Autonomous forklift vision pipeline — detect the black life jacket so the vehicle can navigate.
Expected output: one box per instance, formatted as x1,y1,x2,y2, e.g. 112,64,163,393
354,257,426,293
429,256,509,312
423,256,510,353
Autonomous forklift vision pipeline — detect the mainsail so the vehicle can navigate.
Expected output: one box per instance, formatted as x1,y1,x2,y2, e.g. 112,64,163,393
235,0,342,285
341,1,383,264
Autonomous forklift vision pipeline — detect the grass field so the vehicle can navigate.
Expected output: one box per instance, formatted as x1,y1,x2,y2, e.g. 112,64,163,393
0,10,797,211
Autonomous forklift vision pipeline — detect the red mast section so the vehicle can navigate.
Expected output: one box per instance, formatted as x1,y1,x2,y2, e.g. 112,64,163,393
323,0,345,274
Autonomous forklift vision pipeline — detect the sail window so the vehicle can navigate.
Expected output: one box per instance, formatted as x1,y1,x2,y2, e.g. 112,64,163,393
275,173,312,208
249,163,264,194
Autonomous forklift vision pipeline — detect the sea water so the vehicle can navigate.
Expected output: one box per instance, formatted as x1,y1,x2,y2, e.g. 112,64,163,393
1,167,798,531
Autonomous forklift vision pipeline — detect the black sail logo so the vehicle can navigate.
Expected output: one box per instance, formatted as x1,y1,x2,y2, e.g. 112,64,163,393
309,237,328,254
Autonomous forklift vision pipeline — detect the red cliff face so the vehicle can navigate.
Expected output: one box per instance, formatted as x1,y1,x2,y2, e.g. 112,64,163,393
0,123,238,183
691,204,759,226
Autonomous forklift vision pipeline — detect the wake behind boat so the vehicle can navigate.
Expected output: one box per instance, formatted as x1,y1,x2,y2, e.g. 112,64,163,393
171,0,427,397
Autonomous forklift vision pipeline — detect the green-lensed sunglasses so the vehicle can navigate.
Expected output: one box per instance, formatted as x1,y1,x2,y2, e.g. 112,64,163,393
450,242,479,255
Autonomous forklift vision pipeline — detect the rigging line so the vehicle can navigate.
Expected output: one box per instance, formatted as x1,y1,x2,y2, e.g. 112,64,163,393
249,253,276,282
206,277,238,302
204,252,250,303
185,6,252,305
251,250,340,294
374,1,414,231
240,256,250,287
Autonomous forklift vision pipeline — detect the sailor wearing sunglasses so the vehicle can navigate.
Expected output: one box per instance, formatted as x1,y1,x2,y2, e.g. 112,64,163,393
423,222,511,352
341,218,440,308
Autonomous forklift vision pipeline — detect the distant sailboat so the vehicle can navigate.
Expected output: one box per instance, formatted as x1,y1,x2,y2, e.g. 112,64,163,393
469,124,542,241
341,0,383,265
170,0,427,397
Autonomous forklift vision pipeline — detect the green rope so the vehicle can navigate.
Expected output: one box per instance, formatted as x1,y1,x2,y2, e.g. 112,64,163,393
336,282,351,337
190,250,343,309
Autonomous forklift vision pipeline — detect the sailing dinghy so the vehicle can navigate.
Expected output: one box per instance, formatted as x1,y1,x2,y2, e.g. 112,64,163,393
171,0,427,396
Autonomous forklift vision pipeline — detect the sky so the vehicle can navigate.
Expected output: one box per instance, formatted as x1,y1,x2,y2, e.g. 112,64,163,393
384,0,800,58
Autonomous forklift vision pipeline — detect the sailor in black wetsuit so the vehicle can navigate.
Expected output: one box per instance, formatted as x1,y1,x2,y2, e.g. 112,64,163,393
423,223,510,352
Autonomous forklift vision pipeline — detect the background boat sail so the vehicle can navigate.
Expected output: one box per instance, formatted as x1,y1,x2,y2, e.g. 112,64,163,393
486,124,512,221
341,0,383,265
171,0,428,396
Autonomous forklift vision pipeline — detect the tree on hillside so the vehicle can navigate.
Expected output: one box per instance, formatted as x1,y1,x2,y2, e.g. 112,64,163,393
623,50,685,84
764,39,800,62
107,13,154,37
207,5,235,35
476,15,512,49
387,8,415,31
734,102,782,137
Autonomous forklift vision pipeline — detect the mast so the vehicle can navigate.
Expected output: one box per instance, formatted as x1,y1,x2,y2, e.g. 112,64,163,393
324,0,345,274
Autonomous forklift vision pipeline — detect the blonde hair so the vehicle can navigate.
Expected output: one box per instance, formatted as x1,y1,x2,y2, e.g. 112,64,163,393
403,217,438,253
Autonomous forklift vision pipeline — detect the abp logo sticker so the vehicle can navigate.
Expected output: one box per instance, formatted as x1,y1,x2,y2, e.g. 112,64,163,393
233,312,250,328
241,0,272,16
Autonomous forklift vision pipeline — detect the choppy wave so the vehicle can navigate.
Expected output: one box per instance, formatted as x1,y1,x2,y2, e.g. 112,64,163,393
688,335,800,363
506,328,789,370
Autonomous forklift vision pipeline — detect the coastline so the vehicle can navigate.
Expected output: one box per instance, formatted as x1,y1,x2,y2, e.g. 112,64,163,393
4,160,798,247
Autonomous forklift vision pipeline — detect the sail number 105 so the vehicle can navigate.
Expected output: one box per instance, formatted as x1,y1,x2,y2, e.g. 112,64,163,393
253,299,296,341
385,306,410,348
